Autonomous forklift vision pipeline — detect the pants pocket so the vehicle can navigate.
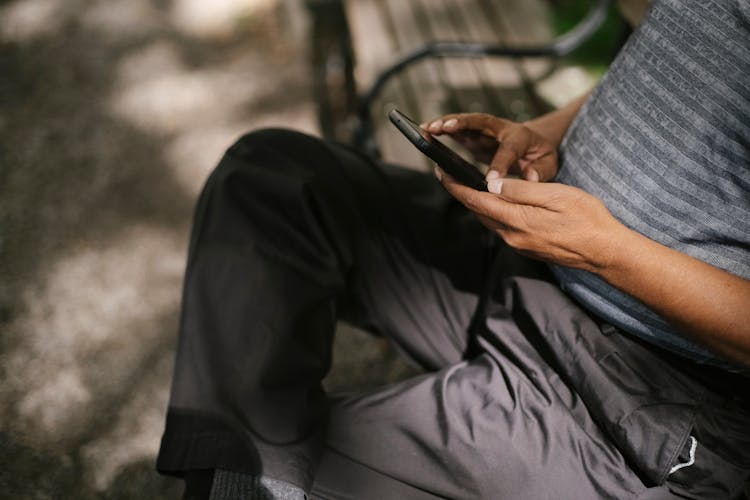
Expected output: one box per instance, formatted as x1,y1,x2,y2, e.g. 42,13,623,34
599,350,701,486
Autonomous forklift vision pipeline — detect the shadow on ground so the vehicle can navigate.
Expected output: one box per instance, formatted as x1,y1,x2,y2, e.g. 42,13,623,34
0,0,415,497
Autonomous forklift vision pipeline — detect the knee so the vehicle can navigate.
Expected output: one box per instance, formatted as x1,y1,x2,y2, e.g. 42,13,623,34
202,128,316,195
228,128,313,159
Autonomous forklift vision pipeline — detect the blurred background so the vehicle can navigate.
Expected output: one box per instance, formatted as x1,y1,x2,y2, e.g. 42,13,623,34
0,0,630,497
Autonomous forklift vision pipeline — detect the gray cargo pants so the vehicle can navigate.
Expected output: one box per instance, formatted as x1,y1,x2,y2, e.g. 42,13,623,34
157,129,750,499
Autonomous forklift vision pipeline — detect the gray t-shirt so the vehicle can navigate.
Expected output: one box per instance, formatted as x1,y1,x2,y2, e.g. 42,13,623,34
552,0,750,370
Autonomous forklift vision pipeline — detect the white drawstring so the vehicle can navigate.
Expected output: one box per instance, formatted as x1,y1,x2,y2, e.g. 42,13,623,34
669,436,698,475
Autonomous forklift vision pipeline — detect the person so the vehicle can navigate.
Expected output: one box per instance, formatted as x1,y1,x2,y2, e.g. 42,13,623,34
156,0,750,498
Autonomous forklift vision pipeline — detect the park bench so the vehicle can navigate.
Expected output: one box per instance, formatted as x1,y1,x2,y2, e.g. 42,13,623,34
304,0,622,169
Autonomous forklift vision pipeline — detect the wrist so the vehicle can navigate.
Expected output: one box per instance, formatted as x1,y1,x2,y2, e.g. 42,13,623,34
588,221,641,280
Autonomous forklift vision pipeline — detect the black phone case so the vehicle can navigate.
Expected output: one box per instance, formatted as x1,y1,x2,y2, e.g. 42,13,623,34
388,109,488,191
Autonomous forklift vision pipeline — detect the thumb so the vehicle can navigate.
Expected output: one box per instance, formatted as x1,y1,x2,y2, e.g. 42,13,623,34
487,177,560,207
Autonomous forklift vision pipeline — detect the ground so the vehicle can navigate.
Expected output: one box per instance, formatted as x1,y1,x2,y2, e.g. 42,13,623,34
0,0,417,497
0,0,621,496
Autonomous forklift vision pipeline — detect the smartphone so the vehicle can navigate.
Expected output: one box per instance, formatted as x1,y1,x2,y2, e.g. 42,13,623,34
388,108,488,192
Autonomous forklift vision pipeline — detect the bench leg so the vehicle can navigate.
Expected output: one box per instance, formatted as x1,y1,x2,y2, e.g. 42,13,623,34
306,0,357,143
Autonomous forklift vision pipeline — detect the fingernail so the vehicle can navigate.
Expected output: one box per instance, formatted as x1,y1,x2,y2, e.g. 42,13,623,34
486,170,500,180
419,122,428,129
526,168,540,182
434,166,443,181
444,118,458,129
487,178,503,194
429,120,442,131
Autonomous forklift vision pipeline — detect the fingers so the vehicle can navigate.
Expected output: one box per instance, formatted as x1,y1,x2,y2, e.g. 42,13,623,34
488,124,540,178
522,166,540,182
436,167,517,222
487,131,557,181
489,177,567,207
488,143,520,178
421,113,520,178
421,113,504,136
423,113,559,182
520,154,558,182
438,166,564,209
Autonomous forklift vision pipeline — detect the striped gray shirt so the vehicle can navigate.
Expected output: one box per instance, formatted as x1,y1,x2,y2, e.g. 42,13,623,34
552,0,750,370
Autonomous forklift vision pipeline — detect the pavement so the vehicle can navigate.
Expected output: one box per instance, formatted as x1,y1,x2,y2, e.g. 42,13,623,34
0,0,608,496
0,0,414,497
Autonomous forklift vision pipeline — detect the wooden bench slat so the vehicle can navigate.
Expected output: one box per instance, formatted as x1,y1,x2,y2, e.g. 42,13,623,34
375,0,461,168
345,0,560,166
428,0,512,116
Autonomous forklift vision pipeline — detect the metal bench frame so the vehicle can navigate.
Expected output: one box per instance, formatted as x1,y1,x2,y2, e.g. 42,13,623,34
307,0,613,157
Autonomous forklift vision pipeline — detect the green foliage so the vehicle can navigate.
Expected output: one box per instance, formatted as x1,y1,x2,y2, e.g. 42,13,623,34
549,0,628,69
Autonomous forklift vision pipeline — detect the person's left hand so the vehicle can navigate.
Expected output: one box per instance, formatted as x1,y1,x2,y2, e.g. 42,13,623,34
435,167,625,272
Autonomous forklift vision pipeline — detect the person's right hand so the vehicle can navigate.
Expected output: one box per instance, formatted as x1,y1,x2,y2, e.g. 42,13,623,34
422,113,559,183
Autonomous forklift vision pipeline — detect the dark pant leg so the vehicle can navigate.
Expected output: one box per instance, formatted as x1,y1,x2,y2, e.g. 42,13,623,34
156,129,493,489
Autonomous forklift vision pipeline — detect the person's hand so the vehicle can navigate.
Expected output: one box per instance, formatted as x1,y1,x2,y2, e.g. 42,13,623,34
435,167,625,272
422,113,559,182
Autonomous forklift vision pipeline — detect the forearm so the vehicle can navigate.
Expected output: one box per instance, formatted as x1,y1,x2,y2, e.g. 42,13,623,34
438,169,750,367
524,91,591,146
597,225,750,368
